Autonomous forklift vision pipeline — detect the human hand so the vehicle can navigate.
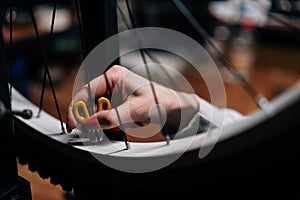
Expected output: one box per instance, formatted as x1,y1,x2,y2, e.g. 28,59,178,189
66,65,199,138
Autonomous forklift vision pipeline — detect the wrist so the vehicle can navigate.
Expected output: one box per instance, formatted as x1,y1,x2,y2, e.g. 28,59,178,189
165,90,199,133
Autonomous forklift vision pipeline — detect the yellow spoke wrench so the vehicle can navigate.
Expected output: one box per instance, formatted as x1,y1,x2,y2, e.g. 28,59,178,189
73,97,112,143
73,97,111,124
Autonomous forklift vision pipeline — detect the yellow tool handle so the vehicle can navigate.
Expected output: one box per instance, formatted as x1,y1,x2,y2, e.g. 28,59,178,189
73,97,111,124
98,97,111,111
73,100,90,124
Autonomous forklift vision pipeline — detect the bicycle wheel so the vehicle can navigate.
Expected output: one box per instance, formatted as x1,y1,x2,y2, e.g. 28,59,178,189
1,0,300,198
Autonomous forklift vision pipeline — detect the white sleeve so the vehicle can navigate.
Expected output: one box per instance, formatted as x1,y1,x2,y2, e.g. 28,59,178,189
176,95,245,137
196,95,245,127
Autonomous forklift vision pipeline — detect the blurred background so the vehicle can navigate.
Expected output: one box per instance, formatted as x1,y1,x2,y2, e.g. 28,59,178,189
1,0,300,199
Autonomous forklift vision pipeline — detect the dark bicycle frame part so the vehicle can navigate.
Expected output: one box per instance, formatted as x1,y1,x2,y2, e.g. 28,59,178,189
0,0,119,198
0,19,32,200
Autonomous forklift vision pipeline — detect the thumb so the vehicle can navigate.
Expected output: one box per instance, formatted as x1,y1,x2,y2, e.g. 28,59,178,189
91,109,119,130
91,101,136,130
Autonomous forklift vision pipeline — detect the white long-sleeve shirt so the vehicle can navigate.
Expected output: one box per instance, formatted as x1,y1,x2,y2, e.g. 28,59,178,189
177,95,245,137
197,96,245,127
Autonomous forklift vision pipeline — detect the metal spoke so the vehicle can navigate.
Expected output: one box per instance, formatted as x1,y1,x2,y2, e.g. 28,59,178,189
29,4,65,134
74,0,94,116
172,0,271,114
120,0,171,144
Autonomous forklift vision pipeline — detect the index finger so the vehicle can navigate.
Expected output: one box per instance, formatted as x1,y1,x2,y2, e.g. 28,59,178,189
72,65,129,105
66,65,129,132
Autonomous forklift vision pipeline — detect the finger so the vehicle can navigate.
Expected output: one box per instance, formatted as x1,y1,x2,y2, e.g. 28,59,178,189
91,109,118,130
92,101,167,140
68,65,135,132
91,99,139,130
67,66,127,128
70,65,130,110
93,65,130,99
71,76,102,105
66,103,77,133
